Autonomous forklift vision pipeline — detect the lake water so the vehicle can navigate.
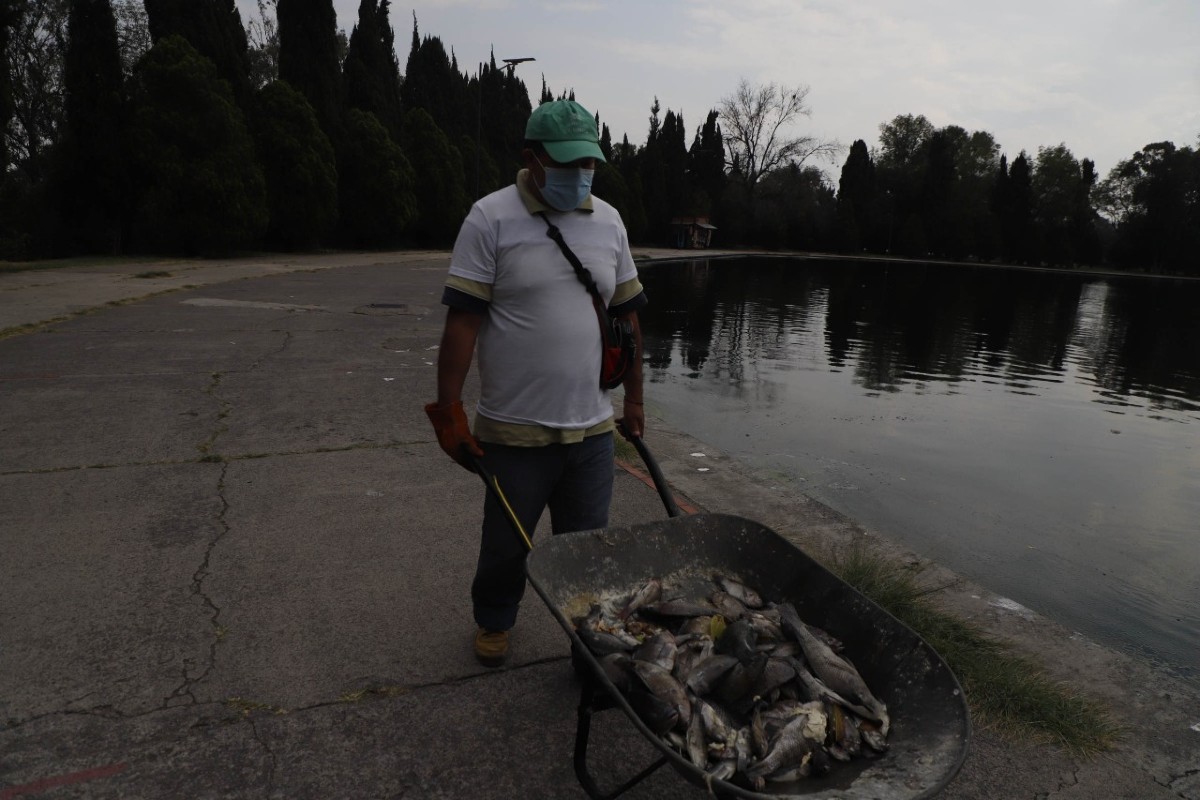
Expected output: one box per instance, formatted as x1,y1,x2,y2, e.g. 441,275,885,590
637,256,1200,683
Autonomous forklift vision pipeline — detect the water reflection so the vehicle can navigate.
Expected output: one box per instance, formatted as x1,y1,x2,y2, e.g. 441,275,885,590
638,257,1200,680
641,257,1200,417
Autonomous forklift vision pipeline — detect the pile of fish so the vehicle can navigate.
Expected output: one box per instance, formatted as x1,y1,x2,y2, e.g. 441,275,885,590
572,573,890,790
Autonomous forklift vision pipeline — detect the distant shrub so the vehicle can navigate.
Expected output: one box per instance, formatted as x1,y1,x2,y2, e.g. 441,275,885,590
250,80,338,250
336,108,416,248
128,36,267,256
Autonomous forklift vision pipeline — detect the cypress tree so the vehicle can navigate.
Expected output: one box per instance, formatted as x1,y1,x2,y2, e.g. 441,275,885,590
920,130,958,256
277,0,341,140
1073,158,1101,265
400,16,467,141
1,0,14,173
143,0,250,105
343,0,401,139
60,0,126,253
688,110,725,212
639,98,669,241
128,35,266,255
251,80,338,249
1004,152,1035,264
836,139,876,252
336,107,415,247
485,56,531,179
401,107,467,244
663,109,689,220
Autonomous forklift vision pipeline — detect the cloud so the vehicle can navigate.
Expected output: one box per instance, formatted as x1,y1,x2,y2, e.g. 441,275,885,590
241,0,1199,176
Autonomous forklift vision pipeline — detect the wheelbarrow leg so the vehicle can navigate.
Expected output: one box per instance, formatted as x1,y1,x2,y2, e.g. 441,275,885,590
573,676,670,800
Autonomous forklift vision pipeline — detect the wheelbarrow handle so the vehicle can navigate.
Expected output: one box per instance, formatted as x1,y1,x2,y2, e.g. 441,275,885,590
466,448,534,552
617,421,683,519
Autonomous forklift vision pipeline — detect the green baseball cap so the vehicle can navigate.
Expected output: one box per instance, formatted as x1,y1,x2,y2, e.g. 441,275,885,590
525,100,606,163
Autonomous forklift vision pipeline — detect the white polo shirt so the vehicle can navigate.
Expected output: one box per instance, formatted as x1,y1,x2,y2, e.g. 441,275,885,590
444,171,644,443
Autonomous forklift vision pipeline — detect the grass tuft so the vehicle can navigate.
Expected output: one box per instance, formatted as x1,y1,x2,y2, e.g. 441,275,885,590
226,697,287,717
832,545,1121,754
614,434,637,462
339,685,412,703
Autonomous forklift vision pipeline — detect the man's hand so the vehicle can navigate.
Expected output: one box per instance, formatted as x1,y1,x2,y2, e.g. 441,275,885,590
618,397,645,439
425,400,483,470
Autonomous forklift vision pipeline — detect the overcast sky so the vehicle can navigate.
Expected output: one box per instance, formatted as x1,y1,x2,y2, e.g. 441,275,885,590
237,0,1200,180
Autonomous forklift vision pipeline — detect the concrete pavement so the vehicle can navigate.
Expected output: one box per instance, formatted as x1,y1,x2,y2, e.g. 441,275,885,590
1,250,1197,799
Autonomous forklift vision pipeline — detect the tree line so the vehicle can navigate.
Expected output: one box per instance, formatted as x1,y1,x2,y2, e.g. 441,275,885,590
2,1,1197,275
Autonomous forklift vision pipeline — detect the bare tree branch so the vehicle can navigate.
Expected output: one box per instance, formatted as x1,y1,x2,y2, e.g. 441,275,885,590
718,78,841,194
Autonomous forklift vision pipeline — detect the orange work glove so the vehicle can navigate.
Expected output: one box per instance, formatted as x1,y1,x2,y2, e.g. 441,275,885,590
424,400,483,470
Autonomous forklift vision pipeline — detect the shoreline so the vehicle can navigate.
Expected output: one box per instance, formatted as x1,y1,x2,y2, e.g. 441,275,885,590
631,245,1200,282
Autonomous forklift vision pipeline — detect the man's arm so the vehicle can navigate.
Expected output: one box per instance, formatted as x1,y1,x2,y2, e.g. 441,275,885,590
437,307,485,405
426,307,486,469
618,311,645,438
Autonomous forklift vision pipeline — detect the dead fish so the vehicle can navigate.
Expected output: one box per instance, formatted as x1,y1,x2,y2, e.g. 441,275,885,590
598,652,634,694
696,697,734,745
746,713,818,781
632,660,691,729
714,652,768,711
788,656,881,724
619,577,662,620
826,702,862,761
715,574,764,608
684,653,738,695
685,704,708,768
621,617,661,641
633,629,677,672
808,743,832,776
576,626,636,657
806,622,844,653
860,721,890,754
765,743,830,780
628,687,678,735
763,760,811,783
578,604,640,647
677,615,717,637
748,656,797,702
710,590,748,621
640,599,717,619
715,617,758,663
744,610,785,642
733,726,754,774
672,636,713,684
778,603,889,735
769,640,802,659
750,706,769,758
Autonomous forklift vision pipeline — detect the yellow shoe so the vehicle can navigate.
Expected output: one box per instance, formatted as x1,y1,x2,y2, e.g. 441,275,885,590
474,628,509,667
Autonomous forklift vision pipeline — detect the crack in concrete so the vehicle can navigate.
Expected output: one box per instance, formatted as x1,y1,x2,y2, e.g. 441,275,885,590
1,706,128,733
163,462,231,709
1169,767,1200,796
0,441,425,477
4,656,562,740
249,330,293,371
247,717,278,792
197,371,231,458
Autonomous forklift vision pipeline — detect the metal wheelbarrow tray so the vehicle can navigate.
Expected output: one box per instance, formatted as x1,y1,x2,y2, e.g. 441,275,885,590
525,512,971,800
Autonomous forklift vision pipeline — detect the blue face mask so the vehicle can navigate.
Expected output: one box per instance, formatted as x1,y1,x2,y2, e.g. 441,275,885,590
536,155,594,211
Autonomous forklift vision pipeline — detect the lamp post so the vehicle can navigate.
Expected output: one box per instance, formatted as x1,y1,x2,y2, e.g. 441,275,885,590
475,57,535,200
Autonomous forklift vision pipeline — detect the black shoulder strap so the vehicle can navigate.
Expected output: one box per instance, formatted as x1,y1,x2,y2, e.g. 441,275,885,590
538,212,615,337
538,211,602,300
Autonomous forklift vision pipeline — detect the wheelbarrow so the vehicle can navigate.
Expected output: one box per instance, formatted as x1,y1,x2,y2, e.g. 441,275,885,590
469,433,971,799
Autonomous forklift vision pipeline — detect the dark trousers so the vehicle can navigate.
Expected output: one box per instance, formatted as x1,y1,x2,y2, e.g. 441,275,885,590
471,433,615,632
